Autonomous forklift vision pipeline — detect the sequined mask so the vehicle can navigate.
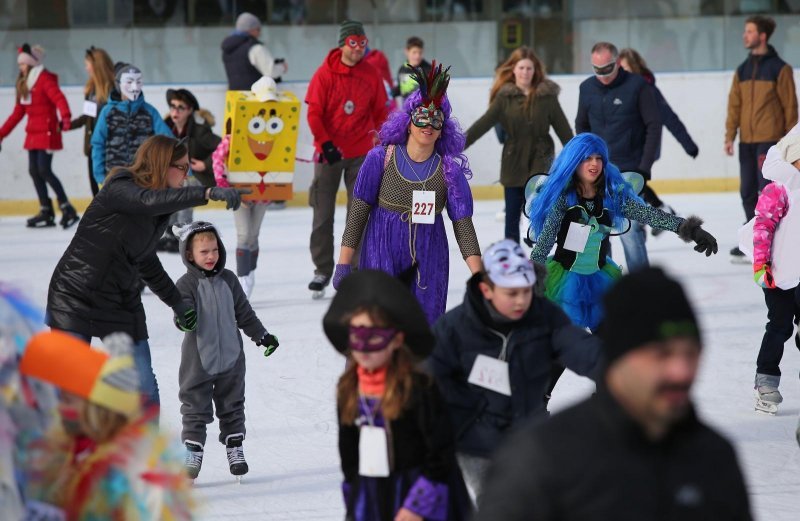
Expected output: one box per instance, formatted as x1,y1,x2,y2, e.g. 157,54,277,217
348,326,398,352
411,103,444,130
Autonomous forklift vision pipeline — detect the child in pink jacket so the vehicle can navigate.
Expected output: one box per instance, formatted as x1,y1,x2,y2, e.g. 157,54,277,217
748,129,800,414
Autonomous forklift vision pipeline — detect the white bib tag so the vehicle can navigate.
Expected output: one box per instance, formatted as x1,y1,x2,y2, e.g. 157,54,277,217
412,190,436,224
358,425,391,477
82,100,98,117
564,222,591,253
468,354,511,396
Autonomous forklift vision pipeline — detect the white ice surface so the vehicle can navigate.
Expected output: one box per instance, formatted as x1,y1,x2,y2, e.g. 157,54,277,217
3,193,799,520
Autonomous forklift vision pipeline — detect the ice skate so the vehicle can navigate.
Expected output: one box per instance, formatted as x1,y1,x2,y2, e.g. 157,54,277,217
239,272,255,299
729,246,749,265
755,386,783,415
184,440,204,480
308,274,330,300
225,433,248,482
59,202,80,229
26,202,56,228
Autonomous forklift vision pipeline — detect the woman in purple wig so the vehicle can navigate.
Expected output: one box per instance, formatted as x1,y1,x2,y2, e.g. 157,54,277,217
332,62,482,324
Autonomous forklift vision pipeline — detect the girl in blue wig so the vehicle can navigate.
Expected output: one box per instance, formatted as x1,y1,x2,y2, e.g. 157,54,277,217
331,62,483,324
529,133,718,331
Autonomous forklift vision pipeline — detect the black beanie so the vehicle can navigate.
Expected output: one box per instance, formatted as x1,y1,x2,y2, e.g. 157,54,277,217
338,20,365,47
598,267,700,367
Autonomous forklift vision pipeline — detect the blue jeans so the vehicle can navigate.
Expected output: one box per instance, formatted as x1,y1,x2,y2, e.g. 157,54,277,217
619,220,649,272
63,331,160,408
504,186,526,243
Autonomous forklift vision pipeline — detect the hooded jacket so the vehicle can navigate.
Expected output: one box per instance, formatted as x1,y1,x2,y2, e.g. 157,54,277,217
174,222,267,376
46,171,208,341
429,273,602,458
305,48,389,159
0,67,71,151
475,389,752,521
164,109,222,188
575,68,662,175
221,32,263,90
465,81,573,187
91,91,173,183
726,45,797,144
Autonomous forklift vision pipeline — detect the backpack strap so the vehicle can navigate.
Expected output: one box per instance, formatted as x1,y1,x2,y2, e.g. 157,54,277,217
384,144,395,170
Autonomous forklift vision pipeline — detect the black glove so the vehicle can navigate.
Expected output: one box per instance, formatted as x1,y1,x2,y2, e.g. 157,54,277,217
208,187,251,211
173,301,197,332
321,141,342,165
691,226,718,256
256,332,279,357
688,145,699,159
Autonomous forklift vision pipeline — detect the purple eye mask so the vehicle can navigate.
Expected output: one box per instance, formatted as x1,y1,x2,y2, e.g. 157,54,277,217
348,326,398,352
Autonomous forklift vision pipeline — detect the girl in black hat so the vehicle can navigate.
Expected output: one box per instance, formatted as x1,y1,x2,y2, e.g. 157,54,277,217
324,270,471,521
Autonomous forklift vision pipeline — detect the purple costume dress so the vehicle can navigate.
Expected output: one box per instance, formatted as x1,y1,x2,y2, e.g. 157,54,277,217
341,144,480,324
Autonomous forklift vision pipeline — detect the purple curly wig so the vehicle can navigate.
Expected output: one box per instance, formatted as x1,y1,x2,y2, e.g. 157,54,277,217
378,90,473,194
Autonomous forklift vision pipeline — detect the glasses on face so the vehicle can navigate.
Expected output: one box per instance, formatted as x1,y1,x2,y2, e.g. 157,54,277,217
411,105,444,131
345,36,368,49
592,60,617,77
169,103,188,113
170,163,190,173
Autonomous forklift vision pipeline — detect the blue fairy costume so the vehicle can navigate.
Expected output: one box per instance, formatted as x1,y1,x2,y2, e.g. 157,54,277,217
527,133,717,331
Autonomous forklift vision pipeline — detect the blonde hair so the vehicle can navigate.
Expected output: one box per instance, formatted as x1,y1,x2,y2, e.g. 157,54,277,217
80,401,129,443
189,230,217,250
85,47,115,104
109,135,188,190
490,46,547,106
336,306,417,425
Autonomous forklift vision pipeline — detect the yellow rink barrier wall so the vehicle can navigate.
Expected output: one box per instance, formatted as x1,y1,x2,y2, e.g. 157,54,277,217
0,177,739,216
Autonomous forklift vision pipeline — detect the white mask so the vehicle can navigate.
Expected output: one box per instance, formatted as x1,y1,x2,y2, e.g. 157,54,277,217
119,71,143,101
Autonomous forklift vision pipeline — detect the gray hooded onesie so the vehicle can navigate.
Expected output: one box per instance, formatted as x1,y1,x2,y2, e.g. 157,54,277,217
175,221,268,445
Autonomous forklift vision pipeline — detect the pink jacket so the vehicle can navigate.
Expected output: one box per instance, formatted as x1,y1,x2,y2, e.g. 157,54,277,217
753,182,789,267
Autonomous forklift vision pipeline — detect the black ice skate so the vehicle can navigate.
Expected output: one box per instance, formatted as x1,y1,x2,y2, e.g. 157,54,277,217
225,433,249,482
27,201,55,228
184,440,204,480
308,273,330,300
59,203,80,229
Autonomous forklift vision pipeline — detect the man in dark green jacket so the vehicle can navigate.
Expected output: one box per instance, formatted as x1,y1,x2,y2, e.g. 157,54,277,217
476,267,752,521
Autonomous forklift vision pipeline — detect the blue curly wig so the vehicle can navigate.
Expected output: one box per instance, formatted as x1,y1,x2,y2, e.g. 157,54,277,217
528,133,642,237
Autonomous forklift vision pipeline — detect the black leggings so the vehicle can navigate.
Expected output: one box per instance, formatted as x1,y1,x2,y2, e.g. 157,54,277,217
87,154,99,196
28,150,68,206
642,185,663,208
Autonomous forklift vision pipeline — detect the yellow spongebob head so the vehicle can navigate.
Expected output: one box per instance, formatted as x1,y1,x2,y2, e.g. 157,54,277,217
224,89,300,172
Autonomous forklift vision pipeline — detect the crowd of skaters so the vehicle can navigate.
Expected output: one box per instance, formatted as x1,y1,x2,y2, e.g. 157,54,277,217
0,9,799,521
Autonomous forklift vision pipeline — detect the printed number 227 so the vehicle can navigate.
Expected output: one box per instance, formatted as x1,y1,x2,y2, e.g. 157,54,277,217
413,202,434,215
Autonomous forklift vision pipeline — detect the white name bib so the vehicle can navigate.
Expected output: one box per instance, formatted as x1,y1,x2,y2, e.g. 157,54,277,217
564,222,591,253
468,354,511,396
358,425,391,477
82,100,98,117
412,190,436,224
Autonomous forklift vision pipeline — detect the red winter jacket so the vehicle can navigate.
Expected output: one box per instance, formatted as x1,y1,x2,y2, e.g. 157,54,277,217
0,68,71,151
305,49,389,159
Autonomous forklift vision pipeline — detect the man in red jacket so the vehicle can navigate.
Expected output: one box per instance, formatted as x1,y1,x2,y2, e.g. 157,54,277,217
305,20,389,296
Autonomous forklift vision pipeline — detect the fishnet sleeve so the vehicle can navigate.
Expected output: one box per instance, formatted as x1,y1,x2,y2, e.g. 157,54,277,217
452,217,481,259
341,198,372,249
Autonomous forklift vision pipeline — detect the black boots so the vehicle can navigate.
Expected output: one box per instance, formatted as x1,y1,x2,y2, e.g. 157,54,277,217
59,202,80,229
27,201,55,228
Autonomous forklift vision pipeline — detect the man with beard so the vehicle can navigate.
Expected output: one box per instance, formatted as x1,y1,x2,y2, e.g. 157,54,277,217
476,267,752,521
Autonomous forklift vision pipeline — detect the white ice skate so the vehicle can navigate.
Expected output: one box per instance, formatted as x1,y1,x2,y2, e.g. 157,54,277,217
225,433,249,483
308,274,330,300
755,386,783,415
239,272,255,299
184,440,204,481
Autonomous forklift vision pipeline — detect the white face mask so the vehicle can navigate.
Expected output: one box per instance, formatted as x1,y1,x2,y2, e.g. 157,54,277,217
119,72,143,101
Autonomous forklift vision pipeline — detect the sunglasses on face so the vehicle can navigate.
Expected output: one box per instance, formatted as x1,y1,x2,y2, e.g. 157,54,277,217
169,103,188,112
348,325,397,353
411,105,444,131
346,36,368,49
592,60,617,77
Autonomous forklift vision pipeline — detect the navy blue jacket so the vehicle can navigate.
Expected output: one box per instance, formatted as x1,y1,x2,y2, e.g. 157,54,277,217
428,274,602,458
221,32,262,90
646,74,698,160
576,69,662,176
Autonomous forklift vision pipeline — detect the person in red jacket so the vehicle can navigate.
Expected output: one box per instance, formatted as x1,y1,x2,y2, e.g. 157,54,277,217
304,20,389,297
0,44,79,229
363,46,398,111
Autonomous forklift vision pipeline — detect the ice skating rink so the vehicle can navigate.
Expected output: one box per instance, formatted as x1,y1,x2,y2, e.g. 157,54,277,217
3,192,799,520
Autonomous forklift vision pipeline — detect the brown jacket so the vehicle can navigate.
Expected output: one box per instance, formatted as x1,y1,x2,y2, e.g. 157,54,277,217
726,45,798,144
466,80,573,187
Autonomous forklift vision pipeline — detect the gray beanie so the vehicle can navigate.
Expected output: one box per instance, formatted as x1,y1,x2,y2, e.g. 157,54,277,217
236,12,261,32
338,20,365,47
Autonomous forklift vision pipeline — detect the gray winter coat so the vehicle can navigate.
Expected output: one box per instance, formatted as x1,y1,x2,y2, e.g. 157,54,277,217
174,222,267,376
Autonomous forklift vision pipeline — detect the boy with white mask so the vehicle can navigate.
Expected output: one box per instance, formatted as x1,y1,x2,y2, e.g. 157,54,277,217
91,62,172,184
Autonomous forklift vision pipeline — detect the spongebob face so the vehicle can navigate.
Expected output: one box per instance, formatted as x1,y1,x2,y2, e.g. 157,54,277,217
225,90,300,172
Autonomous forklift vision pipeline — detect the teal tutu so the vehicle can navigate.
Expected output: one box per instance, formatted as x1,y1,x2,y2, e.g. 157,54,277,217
544,257,622,331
